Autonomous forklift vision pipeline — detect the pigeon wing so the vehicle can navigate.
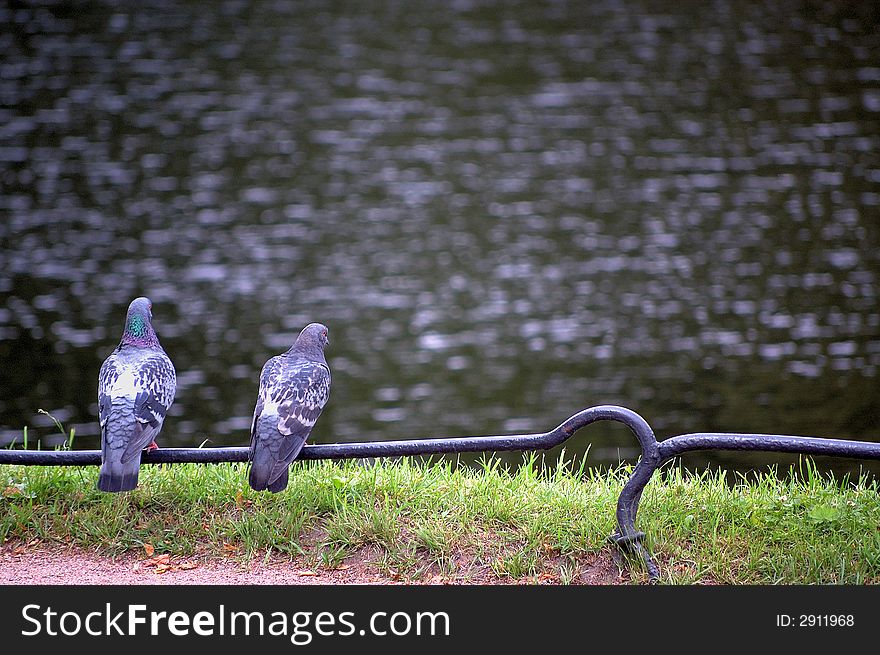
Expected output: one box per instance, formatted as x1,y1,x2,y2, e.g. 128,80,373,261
121,352,176,462
274,361,331,462
97,354,120,430
249,355,284,458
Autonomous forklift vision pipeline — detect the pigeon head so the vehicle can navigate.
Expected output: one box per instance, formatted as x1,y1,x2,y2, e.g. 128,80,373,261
121,296,160,347
290,322,330,357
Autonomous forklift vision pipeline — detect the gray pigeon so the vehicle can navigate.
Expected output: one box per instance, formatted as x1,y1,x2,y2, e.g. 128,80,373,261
97,297,176,492
248,322,331,492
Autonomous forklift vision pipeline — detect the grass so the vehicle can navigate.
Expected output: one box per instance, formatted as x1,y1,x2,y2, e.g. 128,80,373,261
2,447,880,583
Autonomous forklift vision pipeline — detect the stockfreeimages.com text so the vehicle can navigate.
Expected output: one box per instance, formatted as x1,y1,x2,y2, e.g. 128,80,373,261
21,603,450,644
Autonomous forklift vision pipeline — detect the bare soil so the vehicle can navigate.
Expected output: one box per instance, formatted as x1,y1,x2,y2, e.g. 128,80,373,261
0,539,629,585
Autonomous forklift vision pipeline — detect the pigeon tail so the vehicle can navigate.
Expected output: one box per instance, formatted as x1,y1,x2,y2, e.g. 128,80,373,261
98,399,144,493
97,458,141,492
248,461,289,492
267,467,289,493
248,460,271,492
248,417,300,492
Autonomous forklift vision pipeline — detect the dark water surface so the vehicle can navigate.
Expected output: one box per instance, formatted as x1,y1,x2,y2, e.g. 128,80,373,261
2,0,879,478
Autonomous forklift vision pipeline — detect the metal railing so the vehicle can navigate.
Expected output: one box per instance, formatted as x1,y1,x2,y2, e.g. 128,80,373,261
3,404,880,581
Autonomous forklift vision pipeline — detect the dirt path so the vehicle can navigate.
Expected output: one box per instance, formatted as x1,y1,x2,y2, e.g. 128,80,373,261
0,541,628,585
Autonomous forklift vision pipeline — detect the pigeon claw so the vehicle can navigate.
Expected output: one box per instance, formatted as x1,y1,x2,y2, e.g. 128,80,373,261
145,441,159,452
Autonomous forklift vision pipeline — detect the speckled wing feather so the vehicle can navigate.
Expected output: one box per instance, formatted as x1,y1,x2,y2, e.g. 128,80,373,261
124,354,175,460
248,354,283,461
97,357,118,429
277,362,331,449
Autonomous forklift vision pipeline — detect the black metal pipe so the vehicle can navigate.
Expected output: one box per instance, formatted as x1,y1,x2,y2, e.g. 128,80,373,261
659,433,880,461
0,404,647,465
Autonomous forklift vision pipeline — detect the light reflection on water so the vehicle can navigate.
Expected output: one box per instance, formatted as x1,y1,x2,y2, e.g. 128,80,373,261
1,0,878,479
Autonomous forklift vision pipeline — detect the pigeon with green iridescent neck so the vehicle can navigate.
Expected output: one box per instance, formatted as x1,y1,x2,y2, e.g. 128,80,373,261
97,297,176,492
248,323,331,492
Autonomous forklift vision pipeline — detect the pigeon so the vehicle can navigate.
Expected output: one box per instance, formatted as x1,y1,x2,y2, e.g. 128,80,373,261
248,322,331,492
97,297,176,492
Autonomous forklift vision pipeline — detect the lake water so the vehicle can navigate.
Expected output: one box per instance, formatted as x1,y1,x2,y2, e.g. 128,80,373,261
1,0,879,479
